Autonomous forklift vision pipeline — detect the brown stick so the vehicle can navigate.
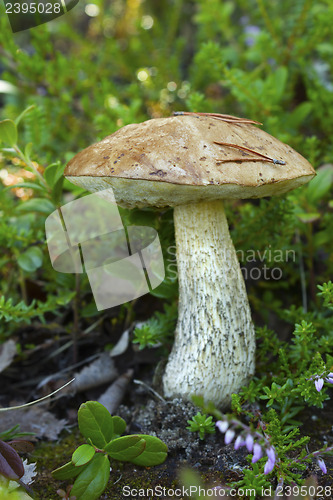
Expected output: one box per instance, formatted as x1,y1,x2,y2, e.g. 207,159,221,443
173,111,262,125
214,141,285,165
216,157,269,163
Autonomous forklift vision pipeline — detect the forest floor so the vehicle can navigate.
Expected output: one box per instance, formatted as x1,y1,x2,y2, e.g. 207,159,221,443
1,294,332,499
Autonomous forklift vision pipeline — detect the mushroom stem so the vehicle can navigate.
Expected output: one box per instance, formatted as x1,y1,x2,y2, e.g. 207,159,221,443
162,200,256,408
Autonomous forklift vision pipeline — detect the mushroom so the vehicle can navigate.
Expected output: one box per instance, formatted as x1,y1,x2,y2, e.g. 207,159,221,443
64,113,315,408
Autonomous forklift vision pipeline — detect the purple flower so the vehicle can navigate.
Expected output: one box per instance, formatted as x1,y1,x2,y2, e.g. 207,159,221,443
216,420,229,433
244,25,261,47
252,443,263,463
326,373,333,384
246,433,254,452
234,435,245,450
315,378,324,392
264,458,275,474
318,458,327,474
266,447,276,463
225,429,235,445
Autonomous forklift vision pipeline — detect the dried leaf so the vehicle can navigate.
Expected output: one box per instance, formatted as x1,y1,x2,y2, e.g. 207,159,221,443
0,439,24,480
0,340,17,373
0,407,67,440
7,440,34,453
109,329,130,357
98,369,133,414
72,353,118,392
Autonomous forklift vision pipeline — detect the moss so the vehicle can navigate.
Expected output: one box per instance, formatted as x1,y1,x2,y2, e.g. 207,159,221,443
102,458,225,499
30,429,83,500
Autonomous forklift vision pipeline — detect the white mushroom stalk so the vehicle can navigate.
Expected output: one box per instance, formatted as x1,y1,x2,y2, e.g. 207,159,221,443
162,200,256,408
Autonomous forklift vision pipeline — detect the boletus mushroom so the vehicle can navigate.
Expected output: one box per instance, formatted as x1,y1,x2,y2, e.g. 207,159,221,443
64,113,315,408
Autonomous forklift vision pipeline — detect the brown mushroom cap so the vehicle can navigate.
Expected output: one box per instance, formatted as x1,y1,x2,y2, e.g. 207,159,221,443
65,115,315,208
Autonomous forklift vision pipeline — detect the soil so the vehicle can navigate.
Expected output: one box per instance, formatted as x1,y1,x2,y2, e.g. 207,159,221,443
3,297,333,499
31,386,333,500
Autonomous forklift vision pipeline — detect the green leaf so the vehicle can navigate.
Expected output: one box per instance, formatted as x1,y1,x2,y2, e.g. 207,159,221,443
0,119,17,146
17,247,43,272
52,461,87,480
289,102,312,129
72,444,96,467
111,416,126,437
55,290,75,305
127,435,168,466
296,212,321,223
3,182,46,192
51,175,64,205
78,401,114,449
150,279,177,299
15,105,36,126
16,198,55,214
24,142,33,161
104,436,146,461
70,454,110,500
81,302,99,318
271,66,288,101
44,162,65,188
306,166,333,203
314,230,332,247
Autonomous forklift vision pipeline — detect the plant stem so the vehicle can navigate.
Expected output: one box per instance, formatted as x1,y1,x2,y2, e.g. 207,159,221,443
14,145,48,189
72,272,80,364
18,266,28,304
56,206,81,364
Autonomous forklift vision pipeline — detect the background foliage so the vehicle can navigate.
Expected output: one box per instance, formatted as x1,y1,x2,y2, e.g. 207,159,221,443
0,0,333,497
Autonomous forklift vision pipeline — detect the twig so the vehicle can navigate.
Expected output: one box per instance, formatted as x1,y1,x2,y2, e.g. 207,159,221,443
173,111,262,125
214,141,286,165
133,379,167,403
0,379,75,412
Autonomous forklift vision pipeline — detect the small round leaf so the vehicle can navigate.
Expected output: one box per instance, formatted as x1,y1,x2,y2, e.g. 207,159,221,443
78,401,114,449
70,454,110,500
128,435,168,466
0,119,17,146
72,444,95,467
17,247,43,272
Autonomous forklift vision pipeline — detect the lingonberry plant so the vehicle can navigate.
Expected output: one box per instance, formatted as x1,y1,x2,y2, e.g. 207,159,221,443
52,401,168,500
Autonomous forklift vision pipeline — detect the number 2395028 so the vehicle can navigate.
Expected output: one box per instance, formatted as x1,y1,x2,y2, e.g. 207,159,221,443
5,2,62,14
